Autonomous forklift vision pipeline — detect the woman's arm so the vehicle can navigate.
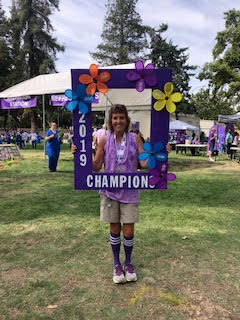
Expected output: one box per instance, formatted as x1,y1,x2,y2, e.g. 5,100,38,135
71,138,105,171
45,134,54,141
136,134,148,168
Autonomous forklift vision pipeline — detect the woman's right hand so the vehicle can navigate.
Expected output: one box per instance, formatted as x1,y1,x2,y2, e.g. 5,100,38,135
72,144,77,154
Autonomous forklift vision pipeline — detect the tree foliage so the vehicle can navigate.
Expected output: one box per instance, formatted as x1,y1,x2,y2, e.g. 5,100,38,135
198,9,240,104
6,0,65,130
0,1,12,91
91,0,147,66
190,88,234,120
146,24,197,117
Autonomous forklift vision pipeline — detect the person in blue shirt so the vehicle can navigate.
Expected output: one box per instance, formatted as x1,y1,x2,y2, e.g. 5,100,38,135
45,122,61,172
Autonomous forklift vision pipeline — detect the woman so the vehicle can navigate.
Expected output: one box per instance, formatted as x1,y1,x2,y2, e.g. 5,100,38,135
208,128,217,162
230,131,239,160
225,129,233,158
45,122,61,172
73,104,170,284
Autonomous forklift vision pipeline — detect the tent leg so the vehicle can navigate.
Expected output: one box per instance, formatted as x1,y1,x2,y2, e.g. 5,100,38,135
42,94,46,163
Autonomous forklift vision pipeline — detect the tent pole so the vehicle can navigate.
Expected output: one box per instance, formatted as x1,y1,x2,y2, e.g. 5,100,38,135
104,91,109,127
42,94,46,163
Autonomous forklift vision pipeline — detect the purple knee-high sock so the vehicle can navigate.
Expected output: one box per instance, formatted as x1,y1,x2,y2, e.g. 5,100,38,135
110,232,121,266
123,235,134,266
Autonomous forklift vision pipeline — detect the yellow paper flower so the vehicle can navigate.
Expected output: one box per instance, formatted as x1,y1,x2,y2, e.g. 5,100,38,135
152,82,182,113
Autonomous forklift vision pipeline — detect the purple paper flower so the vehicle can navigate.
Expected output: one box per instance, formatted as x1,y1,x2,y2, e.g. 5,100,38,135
127,60,157,92
138,141,167,169
149,164,176,189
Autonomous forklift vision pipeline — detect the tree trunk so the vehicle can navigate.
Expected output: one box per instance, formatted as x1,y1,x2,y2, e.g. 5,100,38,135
30,108,38,132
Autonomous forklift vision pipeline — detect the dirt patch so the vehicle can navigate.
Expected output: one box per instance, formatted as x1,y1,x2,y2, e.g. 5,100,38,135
1,268,27,284
182,294,237,320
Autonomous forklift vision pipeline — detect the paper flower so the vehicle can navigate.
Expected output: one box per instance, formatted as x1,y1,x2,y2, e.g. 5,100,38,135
149,164,176,189
127,60,157,92
79,64,111,95
152,82,182,113
138,141,167,169
64,84,94,114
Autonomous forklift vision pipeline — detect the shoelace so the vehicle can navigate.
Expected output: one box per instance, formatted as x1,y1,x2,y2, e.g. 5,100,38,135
125,264,135,274
115,265,124,276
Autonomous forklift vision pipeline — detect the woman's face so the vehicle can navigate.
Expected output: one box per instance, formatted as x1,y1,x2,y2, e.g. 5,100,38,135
51,123,57,131
111,113,127,134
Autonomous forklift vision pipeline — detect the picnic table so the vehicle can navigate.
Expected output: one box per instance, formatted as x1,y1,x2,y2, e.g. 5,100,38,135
230,147,240,160
0,144,22,160
176,144,207,155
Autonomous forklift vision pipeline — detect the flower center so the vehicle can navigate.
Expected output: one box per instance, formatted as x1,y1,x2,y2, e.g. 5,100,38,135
150,152,154,156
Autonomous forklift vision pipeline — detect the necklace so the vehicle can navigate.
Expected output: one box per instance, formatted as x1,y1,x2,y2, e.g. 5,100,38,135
114,133,126,172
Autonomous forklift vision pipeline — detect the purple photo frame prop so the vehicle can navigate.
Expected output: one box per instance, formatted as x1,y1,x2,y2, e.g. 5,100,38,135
72,68,172,190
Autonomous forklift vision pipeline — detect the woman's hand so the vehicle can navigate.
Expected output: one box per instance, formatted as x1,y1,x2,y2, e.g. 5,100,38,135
72,144,77,154
166,143,171,153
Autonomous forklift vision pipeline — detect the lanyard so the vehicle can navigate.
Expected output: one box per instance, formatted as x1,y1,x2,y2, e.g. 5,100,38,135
114,133,126,165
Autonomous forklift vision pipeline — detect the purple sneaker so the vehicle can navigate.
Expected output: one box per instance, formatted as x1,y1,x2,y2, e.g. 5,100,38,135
124,263,137,282
113,265,126,284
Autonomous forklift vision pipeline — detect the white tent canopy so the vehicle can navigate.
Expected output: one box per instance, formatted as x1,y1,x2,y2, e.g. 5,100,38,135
169,120,199,131
0,72,71,98
0,63,143,99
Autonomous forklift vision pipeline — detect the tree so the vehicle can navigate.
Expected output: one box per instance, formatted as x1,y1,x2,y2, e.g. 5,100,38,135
198,9,240,103
8,0,64,131
0,1,12,91
190,88,234,120
146,24,197,118
91,0,147,66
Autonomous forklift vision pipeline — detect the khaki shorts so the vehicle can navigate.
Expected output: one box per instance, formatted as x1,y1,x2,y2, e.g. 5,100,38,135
100,194,139,223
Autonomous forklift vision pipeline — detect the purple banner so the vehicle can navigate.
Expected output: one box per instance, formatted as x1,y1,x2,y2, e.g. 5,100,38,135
0,96,37,109
51,92,99,107
50,94,70,106
93,92,99,104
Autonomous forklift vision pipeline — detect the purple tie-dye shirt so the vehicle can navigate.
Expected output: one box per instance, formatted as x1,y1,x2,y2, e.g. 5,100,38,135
100,132,139,203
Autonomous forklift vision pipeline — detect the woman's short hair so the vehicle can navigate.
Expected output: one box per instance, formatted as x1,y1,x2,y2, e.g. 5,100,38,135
108,104,130,133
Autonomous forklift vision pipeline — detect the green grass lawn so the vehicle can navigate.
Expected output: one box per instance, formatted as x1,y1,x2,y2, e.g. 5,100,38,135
0,144,240,320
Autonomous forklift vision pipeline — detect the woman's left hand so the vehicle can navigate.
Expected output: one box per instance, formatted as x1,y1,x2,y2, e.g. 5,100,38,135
166,143,171,153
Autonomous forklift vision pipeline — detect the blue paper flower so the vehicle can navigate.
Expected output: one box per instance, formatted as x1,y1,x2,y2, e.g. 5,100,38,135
138,141,167,169
64,83,94,114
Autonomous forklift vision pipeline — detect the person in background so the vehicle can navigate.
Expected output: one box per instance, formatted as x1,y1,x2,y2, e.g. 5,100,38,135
68,131,74,149
6,131,11,144
230,131,239,160
190,135,199,156
208,128,217,162
16,131,23,148
30,131,38,149
225,129,233,158
134,130,145,169
95,124,108,150
45,122,61,172
22,131,29,147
